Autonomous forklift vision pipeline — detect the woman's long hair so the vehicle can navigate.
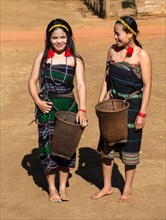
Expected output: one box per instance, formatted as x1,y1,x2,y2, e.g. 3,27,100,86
40,18,84,72
116,16,142,48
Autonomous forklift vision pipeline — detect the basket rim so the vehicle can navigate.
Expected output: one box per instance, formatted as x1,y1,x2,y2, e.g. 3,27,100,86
55,111,83,127
95,99,129,113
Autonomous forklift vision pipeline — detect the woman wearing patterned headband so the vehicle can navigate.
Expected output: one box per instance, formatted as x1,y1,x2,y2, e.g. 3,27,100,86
28,18,87,202
92,16,152,202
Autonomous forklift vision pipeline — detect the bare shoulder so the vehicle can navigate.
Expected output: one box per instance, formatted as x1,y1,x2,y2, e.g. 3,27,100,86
76,55,84,66
137,48,152,69
31,52,44,70
109,44,116,53
138,48,151,61
35,51,44,62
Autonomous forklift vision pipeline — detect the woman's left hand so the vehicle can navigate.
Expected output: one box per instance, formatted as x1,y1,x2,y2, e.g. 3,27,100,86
76,111,88,127
135,115,146,130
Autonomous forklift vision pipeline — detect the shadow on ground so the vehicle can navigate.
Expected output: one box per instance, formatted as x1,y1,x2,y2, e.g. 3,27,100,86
75,147,125,193
21,148,48,192
21,147,125,193
21,148,73,193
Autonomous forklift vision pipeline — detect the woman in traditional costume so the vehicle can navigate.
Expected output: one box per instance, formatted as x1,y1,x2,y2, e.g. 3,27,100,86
28,18,87,202
92,16,152,202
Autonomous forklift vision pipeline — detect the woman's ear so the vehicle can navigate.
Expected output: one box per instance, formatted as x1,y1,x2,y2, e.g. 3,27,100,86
128,32,133,39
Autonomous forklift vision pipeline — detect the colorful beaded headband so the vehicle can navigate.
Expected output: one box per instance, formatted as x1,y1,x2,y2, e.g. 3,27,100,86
118,18,136,35
49,24,69,32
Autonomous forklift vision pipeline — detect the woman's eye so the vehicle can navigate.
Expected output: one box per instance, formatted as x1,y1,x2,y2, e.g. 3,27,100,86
51,37,57,40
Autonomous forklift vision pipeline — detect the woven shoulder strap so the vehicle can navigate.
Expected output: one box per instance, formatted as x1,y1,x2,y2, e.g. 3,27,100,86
106,90,141,101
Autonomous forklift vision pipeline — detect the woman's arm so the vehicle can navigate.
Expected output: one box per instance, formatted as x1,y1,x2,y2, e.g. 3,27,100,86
28,52,53,114
75,57,87,127
98,47,112,103
139,50,152,113
135,49,152,130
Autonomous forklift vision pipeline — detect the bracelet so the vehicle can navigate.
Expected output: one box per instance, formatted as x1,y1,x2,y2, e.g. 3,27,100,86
78,109,86,113
138,112,146,117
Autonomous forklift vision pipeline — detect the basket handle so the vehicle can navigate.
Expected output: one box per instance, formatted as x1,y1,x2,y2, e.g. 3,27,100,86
124,90,141,102
105,90,113,100
106,91,115,110
107,90,140,102
52,100,76,121
42,94,76,121
122,90,140,108
63,100,76,121
107,90,140,109
43,93,76,114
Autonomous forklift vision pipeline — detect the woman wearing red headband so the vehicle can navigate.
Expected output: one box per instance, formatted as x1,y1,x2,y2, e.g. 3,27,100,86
28,18,87,202
92,16,152,202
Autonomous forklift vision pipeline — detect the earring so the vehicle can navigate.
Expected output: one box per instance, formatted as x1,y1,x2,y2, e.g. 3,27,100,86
47,49,54,58
64,48,71,57
126,47,134,57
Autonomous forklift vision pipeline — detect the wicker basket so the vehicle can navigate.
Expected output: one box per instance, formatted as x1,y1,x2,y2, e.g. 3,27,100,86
95,99,130,144
51,111,84,160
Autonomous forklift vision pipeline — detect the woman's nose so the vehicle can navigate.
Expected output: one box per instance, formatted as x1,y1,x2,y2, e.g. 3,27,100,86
114,34,117,39
57,38,62,43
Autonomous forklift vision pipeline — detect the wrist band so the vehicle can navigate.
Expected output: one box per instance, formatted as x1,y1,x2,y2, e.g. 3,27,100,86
138,112,146,117
78,109,86,113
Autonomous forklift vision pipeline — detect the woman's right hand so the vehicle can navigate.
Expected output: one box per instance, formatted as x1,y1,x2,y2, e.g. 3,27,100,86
36,99,53,114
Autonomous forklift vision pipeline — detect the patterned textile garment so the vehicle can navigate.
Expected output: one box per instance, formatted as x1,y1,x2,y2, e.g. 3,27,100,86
98,61,143,166
36,64,78,173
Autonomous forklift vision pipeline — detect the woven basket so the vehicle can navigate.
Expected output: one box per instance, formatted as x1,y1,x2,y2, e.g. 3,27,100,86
95,99,130,144
51,111,84,160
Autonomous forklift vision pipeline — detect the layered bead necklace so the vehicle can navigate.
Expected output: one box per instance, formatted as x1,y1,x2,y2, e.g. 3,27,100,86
50,56,68,86
48,48,71,86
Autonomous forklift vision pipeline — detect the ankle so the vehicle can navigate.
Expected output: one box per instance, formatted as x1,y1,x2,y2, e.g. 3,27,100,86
49,187,57,192
59,189,67,195
59,187,66,192
103,186,112,191
122,188,132,195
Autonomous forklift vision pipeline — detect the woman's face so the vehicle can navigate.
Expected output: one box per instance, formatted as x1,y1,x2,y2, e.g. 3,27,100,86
50,28,67,53
114,23,131,47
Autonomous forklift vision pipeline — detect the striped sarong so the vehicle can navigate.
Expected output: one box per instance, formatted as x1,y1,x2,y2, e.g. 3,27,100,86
37,64,78,173
98,61,143,166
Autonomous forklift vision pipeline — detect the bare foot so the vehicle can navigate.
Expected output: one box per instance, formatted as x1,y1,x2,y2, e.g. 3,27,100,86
118,193,132,203
91,188,113,200
49,189,62,203
59,190,70,201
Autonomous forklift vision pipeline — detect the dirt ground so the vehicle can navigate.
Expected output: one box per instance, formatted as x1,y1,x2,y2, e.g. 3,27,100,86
1,0,165,219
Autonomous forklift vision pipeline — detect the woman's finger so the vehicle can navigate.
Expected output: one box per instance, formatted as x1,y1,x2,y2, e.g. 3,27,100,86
81,118,88,127
46,101,53,106
76,114,79,123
